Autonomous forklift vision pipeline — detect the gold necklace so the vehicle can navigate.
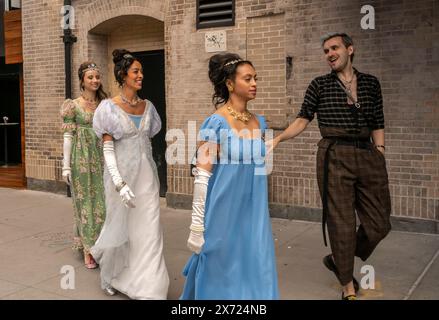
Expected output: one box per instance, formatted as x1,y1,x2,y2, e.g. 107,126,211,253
227,104,252,124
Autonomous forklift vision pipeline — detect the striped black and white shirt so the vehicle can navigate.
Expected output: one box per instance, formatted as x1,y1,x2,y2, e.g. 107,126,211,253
297,68,385,130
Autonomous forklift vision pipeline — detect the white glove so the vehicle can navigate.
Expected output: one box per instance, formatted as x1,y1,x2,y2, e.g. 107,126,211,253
119,184,136,208
187,167,212,254
103,140,136,208
62,132,73,185
187,230,205,255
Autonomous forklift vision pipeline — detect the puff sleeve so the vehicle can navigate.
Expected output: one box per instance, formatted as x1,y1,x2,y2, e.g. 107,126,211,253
148,101,162,138
60,99,77,134
198,114,226,145
93,99,124,140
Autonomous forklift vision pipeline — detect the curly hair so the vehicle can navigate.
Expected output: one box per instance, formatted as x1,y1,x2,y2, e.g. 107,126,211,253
208,52,254,108
112,48,139,87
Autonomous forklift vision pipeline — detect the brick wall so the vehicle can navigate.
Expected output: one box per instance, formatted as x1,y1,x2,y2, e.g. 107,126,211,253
23,0,165,186
279,0,439,221
106,16,165,96
22,0,439,226
165,0,439,224
22,0,65,181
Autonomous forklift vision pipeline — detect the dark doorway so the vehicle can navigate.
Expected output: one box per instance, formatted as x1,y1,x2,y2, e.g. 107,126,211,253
0,57,25,188
133,50,167,197
0,71,21,165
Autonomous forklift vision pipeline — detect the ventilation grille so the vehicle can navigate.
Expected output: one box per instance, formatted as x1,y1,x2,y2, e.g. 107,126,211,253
197,0,235,29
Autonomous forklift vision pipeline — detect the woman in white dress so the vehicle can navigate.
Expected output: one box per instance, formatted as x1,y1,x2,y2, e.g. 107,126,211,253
90,49,169,299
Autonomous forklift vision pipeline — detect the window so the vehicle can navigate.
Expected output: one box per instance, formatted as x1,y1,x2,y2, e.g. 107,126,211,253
5,0,21,11
196,0,235,29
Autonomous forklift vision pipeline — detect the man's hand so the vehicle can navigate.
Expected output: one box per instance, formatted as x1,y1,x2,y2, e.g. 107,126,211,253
375,145,385,156
265,136,281,156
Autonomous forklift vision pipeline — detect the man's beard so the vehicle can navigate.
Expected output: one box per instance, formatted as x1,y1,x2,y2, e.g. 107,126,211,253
331,58,348,72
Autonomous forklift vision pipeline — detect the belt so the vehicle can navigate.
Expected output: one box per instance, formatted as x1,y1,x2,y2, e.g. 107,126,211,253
324,136,371,149
320,136,371,246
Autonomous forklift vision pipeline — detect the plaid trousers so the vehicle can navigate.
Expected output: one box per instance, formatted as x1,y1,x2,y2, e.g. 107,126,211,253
316,127,392,285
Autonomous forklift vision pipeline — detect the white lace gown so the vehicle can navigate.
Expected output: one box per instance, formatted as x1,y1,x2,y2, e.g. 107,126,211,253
91,99,169,300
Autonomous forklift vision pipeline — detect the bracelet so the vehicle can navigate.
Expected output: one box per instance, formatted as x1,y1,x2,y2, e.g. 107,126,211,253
115,181,127,193
375,145,385,150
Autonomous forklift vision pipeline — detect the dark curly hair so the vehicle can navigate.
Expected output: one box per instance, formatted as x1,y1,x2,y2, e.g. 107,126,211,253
112,49,139,87
208,52,254,108
78,61,107,102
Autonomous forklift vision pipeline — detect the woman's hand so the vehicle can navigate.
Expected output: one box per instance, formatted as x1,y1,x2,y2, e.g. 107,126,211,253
62,168,71,185
119,184,136,208
187,230,204,254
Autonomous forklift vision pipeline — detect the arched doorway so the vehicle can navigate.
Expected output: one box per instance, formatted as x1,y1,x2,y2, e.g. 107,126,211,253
87,15,167,196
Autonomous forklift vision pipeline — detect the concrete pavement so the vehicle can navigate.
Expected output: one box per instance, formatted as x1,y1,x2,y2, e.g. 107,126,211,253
0,187,438,300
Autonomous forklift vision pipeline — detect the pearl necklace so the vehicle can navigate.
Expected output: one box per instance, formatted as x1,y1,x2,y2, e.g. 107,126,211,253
81,95,98,110
121,93,141,107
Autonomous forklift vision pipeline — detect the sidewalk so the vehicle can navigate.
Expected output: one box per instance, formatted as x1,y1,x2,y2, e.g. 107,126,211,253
0,187,438,300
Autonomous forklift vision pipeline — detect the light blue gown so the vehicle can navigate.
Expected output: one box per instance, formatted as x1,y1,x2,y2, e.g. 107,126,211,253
180,114,279,300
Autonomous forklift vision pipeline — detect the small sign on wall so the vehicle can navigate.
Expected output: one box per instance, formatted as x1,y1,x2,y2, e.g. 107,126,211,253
205,31,227,53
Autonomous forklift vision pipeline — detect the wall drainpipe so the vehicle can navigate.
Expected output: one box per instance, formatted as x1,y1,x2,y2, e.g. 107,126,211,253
62,0,76,197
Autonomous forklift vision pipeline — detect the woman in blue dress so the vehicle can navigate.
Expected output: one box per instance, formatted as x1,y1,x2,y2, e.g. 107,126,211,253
180,53,279,300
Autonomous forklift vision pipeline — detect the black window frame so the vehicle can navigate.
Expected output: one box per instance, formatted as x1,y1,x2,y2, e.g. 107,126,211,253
8,0,21,10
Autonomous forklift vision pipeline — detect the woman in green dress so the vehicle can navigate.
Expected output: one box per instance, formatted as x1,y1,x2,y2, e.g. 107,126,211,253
60,61,107,269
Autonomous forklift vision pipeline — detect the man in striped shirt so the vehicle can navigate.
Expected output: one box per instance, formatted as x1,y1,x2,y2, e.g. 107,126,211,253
269,32,391,300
